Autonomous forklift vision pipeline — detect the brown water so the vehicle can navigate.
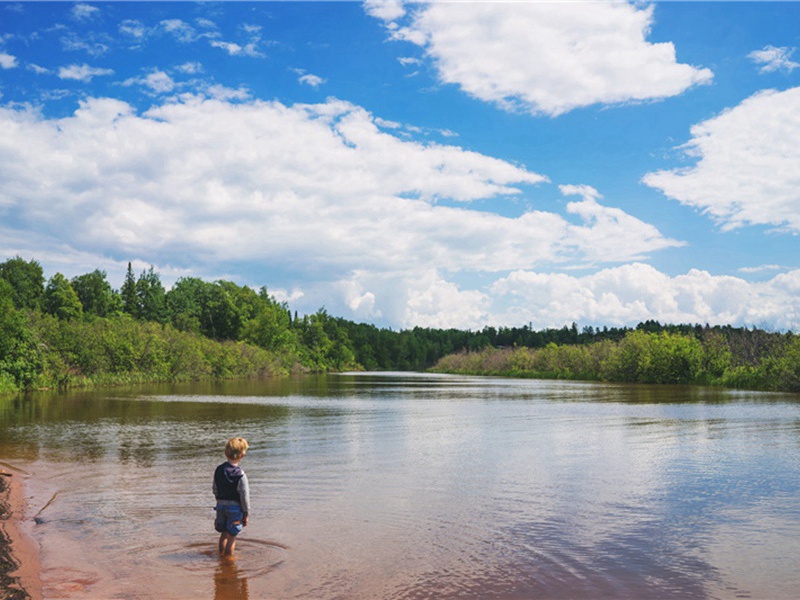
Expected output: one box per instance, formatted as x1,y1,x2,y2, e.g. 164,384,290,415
1,373,799,599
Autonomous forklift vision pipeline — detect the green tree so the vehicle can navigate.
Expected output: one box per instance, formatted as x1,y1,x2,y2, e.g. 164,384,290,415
72,270,122,318
166,277,205,333
136,267,167,323
121,262,138,316
0,256,45,310
0,279,43,390
200,282,243,340
241,287,297,352
43,273,83,320
166,278,244,340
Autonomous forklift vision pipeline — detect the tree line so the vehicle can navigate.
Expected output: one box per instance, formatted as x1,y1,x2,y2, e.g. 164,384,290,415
431,326,800,393
1,255,798,394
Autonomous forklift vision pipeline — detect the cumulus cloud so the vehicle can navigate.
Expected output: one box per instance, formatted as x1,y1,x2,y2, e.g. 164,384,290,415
364,0,406,22
491,264,800,331
58,63,114,82
749,45,799,74
298,73,326,88
210,40,264,58
643,87,800,232
0,52,17,69
0,95,686,327
175,62,203,75
161,19,198,44
122,69,176,94
322,269,490,329
559,185,684,263
119,19,147,40
366,1,712,116
71,3,100,21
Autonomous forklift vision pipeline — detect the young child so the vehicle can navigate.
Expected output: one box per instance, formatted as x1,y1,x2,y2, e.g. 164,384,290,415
213,437,251,557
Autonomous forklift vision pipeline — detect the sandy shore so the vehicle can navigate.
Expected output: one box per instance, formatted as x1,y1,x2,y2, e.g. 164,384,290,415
0,470,41,600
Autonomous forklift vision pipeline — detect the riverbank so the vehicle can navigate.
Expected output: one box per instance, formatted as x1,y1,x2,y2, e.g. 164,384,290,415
431,330,800,393
0,469,41,600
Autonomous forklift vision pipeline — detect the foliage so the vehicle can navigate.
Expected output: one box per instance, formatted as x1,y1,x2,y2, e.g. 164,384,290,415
43,273,84,321
121,262,137,316
135,266,167,323
431,328,800,393
72,270,122,318
25,313,286,389
0,256,45,310
3,255,800,395
0,279,43,391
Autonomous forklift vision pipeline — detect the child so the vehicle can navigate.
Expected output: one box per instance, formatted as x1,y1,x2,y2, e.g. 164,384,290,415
213,437,251,557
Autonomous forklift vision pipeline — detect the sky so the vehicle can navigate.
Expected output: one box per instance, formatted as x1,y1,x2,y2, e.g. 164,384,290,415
1,1,799,331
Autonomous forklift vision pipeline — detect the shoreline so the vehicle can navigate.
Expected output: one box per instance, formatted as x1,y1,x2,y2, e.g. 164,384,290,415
0,469,42,600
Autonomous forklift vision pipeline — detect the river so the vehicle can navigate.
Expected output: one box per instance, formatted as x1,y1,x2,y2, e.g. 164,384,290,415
1,373,799,599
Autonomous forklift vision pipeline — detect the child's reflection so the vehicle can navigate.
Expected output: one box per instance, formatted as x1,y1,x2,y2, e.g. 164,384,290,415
214,557,249,600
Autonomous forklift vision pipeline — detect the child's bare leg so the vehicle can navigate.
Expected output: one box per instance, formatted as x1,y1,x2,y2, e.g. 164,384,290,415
218,532,227,554
220,532,236,556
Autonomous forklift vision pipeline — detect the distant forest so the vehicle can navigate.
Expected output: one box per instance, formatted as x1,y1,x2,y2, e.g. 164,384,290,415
1,256,798,394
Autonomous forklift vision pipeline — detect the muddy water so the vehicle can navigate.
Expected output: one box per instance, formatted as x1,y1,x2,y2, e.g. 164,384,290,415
1,373,799,599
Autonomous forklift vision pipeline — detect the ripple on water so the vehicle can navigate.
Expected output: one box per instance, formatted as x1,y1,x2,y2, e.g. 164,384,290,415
159,538,288,578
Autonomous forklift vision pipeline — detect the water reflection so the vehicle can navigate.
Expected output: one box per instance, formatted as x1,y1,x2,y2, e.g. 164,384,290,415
214,558,249,600
1,374,799,599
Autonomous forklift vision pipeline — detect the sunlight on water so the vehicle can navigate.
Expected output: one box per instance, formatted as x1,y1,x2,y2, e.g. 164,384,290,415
1,374,799,599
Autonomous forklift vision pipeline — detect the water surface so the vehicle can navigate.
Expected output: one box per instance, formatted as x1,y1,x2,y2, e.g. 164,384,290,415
1,373,799,599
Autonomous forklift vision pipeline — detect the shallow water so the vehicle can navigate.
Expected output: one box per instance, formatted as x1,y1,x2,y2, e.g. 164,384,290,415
1,373,799,599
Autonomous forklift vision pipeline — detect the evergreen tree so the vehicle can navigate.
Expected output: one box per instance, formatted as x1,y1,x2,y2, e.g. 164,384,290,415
121,262,138,316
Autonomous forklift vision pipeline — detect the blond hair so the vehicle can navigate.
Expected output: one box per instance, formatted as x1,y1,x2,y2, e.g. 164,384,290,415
224,437,249,460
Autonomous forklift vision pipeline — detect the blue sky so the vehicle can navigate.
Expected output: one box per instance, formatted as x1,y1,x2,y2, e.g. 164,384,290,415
1,1,799,331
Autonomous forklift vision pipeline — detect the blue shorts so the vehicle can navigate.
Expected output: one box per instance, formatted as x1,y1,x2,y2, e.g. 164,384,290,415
214,504,244,536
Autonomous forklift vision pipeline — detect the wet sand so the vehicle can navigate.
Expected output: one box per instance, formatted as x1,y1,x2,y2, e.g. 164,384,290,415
0,469,41,600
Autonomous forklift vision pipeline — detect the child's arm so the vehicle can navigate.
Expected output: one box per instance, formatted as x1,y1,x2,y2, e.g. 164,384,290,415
237,473,251,525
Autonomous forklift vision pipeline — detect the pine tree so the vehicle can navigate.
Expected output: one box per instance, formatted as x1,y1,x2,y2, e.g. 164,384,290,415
121,262,138,317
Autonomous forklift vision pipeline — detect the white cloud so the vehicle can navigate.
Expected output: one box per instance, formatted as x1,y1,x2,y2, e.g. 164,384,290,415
739,264,782,274
28,64,50,75
0,95,682,328
404,270,489,329
161,19,197,44
71,3,99,21
58,63,114,82
119,19,147,40
60,32,110,56
749,45,799,74
491,264,800,331
368,1,712,116
560,185,683,263
197,18,218,30
122,70,176,94
0,52,17,69
210,40,264,58
298,73,325,88
643,87,800,232
175,62,203,75
398,57,421,67
364,0,406,22
201,84,251,102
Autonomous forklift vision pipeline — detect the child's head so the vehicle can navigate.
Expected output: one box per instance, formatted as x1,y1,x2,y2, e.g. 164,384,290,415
225,437,249,461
